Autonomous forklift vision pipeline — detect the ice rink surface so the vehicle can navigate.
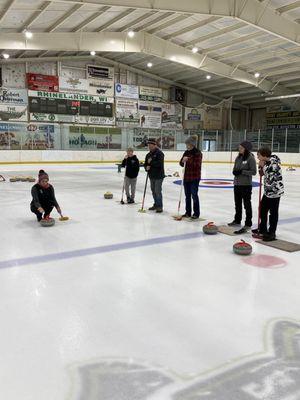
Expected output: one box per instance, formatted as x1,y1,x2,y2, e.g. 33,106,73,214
0,162,300,400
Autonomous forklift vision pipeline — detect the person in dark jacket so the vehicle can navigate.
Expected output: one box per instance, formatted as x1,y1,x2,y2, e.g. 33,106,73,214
121,148,140,203
228,141,257,234
30,170,61,221
145,138,165,213
252,147,284,241
179,135,202,220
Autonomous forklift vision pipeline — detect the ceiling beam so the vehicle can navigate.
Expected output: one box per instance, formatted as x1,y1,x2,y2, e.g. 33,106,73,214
18,1,52,31
203,32,266,55
0,31,296,96
116,11,158,32
184,22,246,48
276,1,300,14
147,14,190,34
47,3,84,32
161,16,220,40
71,6,111,32
93,8,136,32
135,12,174,31
45,0,300,46
0,0,16,24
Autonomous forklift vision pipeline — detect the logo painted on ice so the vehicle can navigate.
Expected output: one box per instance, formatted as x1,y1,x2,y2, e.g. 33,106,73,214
70,319,300,399
174,178,261,189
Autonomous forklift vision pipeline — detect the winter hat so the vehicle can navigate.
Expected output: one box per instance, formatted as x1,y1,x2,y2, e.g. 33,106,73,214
185,135,197,147
147,138,157,146
38,169,49,182
240,141,253,151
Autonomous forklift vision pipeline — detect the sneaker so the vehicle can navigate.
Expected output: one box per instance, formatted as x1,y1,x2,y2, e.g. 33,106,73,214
234,225,251,234
156,208,163,213
251,228,260,234
190,215,199,220
182,213,191,218
263,233,276,242
228,220,241,227
148,206,156,211
128,199,134,204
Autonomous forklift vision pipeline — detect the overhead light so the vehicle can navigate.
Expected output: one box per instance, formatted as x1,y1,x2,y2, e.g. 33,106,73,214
206,75,211,80
24,30,33,39
128,30,135,38
2,53,9,59
254,72,260,78
266,93,300,101
90,51,96,56
147,62,153,68
170,56,176,61
192,47,198,53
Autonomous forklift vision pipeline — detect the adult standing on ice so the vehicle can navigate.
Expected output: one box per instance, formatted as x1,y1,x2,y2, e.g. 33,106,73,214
145,138,165,213
180,135,202,220
228,141,257,234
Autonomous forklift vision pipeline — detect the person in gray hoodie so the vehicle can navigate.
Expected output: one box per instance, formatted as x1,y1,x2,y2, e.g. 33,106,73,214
228,141,257,234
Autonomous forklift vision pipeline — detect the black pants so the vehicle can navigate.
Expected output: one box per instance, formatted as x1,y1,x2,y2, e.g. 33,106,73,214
184,179,200,217
31,204,54,221
259,195,280,234
234,185,253,226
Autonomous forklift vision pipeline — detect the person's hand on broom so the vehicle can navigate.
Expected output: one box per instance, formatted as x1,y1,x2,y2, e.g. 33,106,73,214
38,207,45,214
182,156,189,163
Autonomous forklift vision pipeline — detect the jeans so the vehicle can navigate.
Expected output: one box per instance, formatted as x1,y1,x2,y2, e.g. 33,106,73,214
31,204,54,221
234,185,253,226
184,179,200,217
124,177,137,200
150,178,163,208
259,195,280,234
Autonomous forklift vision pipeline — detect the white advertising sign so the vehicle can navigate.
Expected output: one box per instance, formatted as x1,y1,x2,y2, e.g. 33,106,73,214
115,83,139,99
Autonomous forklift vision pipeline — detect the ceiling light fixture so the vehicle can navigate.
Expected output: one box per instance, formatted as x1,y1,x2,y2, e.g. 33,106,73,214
170,56,176,61
265,93,300,101
254,72,260,78
2,53,10,59
192,47,198,53
128,30,135,38
25,30,33,39
206,75,211,80
90,51,96,56
147,62,153,68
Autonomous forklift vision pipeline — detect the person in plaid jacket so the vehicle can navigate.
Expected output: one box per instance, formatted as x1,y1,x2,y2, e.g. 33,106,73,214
179,135,203,220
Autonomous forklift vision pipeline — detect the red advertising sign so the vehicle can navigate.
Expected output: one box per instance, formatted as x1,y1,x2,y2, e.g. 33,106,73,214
27,73,59,92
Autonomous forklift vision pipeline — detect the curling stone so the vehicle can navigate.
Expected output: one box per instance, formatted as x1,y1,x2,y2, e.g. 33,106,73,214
173,172,180,177
27,176,36,182
104,191,113,199
9,177,18,182
286,166,296,171
233,239,252,256
20,176,28,182
40,218,55,227
203,222,218,235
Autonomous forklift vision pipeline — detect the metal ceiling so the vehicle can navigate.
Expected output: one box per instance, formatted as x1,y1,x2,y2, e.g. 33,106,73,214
0,0,299,108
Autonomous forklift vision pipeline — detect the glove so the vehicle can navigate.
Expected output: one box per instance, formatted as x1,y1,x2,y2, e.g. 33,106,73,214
233,170,242,176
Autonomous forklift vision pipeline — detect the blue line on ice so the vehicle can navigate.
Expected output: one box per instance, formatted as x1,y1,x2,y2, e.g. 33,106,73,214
1,217,300,271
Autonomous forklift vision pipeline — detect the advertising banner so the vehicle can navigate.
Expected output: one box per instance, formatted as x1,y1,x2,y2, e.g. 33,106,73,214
59,77,88,94
161,103,182,128
139,86,163,102
0,105,27,122
87,65,115,96
69,126,121,150
115,83,139,99
27,73,59,92
28,90,113,103
139,101,162,129
87,65,114,80
132,129,175,150
116,98,139,127
0,122,58,150
0,88,28,105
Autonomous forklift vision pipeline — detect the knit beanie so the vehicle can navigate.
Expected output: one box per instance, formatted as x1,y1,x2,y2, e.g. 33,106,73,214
240,141,253,151
38,169,49,182
147,138,157,146
185,135,197,147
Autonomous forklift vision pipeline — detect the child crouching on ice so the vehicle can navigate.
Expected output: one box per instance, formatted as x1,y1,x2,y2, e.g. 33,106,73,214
121,148,140,204
30,170,61,221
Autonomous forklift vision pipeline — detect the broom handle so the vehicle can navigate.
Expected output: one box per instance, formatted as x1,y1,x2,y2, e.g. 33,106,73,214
141,173,149,211
121,161,127,202
257,171,263,228
177,163,186,215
